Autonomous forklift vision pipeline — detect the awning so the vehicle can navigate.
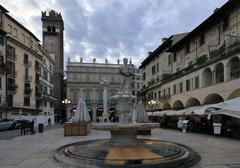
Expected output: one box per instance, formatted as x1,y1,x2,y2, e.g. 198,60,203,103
155,110,175,116
213,109,240,119
147,112,153,116
209,97,240,112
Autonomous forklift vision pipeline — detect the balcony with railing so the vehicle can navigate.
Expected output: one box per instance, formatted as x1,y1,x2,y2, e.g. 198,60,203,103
24,59,32,68
148,41,240,88
8,70,18,79
7,52,16,62
24,75,32,83
8,84,18,94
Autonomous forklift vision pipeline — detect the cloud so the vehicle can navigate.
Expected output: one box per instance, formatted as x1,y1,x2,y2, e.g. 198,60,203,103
0,0,228,67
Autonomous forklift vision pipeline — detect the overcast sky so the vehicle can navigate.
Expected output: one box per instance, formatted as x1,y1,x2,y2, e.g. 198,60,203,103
1,0,228,67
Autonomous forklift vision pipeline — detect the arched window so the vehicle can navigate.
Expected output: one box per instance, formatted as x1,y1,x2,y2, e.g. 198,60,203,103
215,63,224,84
230,57,240,79
47,26,51,32
52,26,56,33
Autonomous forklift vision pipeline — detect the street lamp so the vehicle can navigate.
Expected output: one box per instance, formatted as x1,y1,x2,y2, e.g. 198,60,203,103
148,100,156,111
61,99,71,123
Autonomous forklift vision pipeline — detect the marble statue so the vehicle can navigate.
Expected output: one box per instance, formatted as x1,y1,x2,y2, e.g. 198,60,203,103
93,58,96,63
119,58,134,94
80,57,83,63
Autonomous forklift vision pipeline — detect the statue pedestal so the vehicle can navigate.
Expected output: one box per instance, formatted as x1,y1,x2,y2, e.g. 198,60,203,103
64,122,90,136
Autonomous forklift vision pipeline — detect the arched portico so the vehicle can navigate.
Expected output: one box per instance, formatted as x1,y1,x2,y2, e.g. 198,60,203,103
227,89,240,100
202,93,224,105
185,97,201,108
162,103,171,110
172,100,184,110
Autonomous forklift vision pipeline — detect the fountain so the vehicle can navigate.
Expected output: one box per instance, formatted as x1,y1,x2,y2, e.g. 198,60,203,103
55,58,200,167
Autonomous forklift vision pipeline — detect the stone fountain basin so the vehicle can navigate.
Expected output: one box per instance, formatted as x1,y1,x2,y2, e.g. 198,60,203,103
90,122,159,131
90,122,159,145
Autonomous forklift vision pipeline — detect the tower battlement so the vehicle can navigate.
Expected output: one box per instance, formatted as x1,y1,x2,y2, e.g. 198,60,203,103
42,10,62,18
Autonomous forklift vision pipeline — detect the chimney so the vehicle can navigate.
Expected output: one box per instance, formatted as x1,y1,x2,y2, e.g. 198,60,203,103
214,8,219,13
162,38,168,43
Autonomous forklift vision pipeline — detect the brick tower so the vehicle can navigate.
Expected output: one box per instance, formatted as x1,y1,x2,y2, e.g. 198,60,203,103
41,10,64,116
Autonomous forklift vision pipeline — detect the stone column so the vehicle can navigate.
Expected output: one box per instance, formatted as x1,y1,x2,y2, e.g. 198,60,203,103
92,106,97,122
224,62,230,81
103,85,108,117
212,70,215,85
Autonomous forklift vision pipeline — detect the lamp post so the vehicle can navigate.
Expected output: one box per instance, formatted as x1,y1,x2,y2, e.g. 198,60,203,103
148,100,156,111
61,99,71,123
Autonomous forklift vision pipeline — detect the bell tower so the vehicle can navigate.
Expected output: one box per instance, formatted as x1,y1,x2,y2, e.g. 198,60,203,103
41,10,64,115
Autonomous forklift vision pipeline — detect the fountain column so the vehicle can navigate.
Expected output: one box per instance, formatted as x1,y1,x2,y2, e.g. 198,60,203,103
103,85,108,118
100,77,109,121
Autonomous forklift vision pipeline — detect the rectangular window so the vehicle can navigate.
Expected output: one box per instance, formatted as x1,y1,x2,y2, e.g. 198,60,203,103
24,54,28,64
173,84,176,94
0,55,3,64
43,71,48,80
222,17,229,31
158,91,161,99
24,97,30,106
143,72,146,81
50,101,54,108
25,68,28,78
154,92,157,99
152,65,156,75
173,53,176,62
180,82,183,93
13,28,17,37
195,76,199,89
22,34,25,43
168,87,170,97
7,24,12,34
157,63,159,72
168,54,172,65
0,77,2,89
186,80,190,91
199,34,205,46
185,44,190,55
26,37,30,46
0,34,4,45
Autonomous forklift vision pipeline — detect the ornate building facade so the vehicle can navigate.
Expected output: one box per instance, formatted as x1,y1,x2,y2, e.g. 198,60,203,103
66,58,141,121
140,0,240,111
0,5,55,118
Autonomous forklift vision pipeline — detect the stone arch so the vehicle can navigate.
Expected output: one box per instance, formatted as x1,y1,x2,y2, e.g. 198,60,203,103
215,63,224,84
227,89,240,100
185,97,201,108
172,100,184,110
202,67,212,87
202,93,224,105
162,103,171,110
229,57,240,80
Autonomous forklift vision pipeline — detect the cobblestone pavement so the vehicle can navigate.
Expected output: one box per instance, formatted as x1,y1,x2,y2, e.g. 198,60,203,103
0,127,240,168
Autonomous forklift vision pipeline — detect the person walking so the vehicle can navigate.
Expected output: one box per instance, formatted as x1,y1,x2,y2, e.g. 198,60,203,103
20,120,26,135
